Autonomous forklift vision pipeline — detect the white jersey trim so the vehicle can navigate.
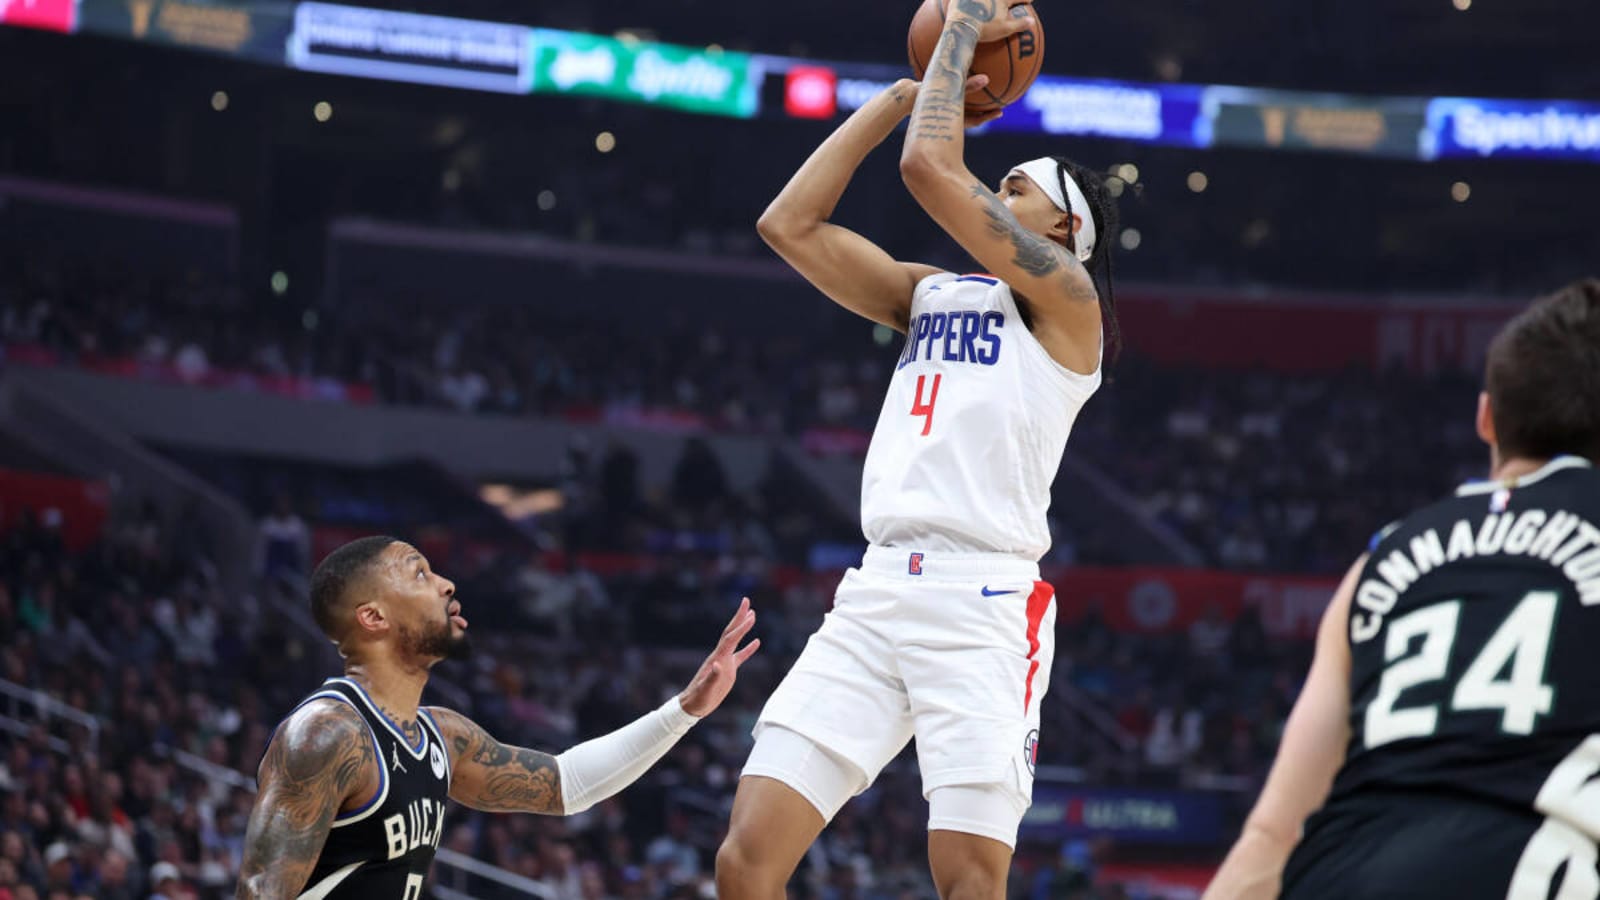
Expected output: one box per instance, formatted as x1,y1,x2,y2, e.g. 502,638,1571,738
1455,456,1593,496
296,860,364,900
288,691,390,829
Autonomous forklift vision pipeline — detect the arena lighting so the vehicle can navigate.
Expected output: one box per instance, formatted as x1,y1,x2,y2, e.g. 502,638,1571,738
536,190,557,211
313,100,333,121
1115,163,1140,183
1107,180,1126,198
1187,171,1209,192
1120,228,1143,251
210,90,229,111
595,131,617,153
270,271,289,295
1453,0,1471,10
1452,181,1472,202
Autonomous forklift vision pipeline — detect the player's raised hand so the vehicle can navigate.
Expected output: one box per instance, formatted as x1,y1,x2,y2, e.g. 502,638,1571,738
961,75,1004,128
677,598,761,717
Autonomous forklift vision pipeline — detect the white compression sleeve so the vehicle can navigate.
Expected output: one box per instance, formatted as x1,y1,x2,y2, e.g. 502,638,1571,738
555,696,700,815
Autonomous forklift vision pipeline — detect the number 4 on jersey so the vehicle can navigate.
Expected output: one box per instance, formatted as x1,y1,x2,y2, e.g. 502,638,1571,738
911,374,942,436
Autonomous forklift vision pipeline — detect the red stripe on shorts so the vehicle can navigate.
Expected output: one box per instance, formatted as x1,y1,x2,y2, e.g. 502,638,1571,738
1023,581,1054,713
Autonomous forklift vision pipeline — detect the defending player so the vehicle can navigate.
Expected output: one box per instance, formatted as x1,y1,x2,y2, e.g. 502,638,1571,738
237,536,759,899
716,3,1120,898
1204,280,1600,899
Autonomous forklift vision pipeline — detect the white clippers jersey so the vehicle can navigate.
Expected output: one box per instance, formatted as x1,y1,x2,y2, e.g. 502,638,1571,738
860,273,1101,561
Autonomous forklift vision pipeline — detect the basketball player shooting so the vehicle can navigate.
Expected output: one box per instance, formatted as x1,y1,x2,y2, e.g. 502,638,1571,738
717,3,1120,898
1204,280,1600,900
236,536,759,899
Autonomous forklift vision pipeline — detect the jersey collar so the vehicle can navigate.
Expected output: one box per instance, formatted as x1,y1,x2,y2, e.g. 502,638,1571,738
1456,455,1593,497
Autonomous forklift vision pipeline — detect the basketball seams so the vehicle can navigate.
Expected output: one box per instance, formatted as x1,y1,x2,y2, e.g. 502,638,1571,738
910,0,1041,112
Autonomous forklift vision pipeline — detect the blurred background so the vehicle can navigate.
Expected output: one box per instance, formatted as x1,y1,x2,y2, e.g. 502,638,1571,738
0,0,1595,897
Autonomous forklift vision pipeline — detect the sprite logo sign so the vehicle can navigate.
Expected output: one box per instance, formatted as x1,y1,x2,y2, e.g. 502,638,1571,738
531,30,757,118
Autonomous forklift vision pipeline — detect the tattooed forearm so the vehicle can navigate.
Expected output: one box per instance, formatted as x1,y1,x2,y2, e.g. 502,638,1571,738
436,708,564,815
237,705,373,899
476,749,562,813
910,21,978,143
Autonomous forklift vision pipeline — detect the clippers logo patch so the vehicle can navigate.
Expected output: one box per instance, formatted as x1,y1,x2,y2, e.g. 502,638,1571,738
1024,729,1039,775
908,553,925,576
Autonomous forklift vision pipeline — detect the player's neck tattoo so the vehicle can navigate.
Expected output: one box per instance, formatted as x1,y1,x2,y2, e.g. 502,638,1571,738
376,700,421,745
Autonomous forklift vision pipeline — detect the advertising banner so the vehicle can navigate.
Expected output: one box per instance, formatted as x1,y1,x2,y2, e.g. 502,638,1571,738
1024,784,1229,845
1426,97,1600,162
288,2,531,94
1116,290,1518,375
1048,566,1339,641
0,0,76,33
78,0,291,57
986,77,1207,147
530,29,758,118
1202,86,1430,159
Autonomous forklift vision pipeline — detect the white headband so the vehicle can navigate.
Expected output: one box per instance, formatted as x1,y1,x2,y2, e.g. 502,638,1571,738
1010,157,1097,263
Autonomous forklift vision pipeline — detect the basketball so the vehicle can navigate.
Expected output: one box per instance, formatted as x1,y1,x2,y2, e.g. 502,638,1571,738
907,0,1044,113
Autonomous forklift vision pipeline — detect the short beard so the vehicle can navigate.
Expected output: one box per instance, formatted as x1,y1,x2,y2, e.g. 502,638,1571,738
402,621,472,662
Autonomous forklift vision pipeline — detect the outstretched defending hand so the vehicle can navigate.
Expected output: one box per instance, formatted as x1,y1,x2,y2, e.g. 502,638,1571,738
678,597,761,717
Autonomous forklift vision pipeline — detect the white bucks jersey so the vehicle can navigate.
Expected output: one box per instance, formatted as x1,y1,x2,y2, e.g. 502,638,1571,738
860,273,1100,560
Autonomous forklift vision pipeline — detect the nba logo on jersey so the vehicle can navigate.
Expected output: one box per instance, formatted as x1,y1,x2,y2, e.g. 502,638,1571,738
1490,487,1511,512
908,553,925,576
1024,729,1039,775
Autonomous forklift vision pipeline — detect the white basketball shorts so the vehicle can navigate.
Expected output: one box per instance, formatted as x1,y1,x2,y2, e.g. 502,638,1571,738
747,546,1056,840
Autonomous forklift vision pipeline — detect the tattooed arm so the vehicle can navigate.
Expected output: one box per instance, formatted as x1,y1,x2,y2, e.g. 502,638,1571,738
427,707,564,814
237,701,377,899
900,0,1103,374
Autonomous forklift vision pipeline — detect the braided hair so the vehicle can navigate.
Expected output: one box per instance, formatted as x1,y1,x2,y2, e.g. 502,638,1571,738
1050,156,1122,361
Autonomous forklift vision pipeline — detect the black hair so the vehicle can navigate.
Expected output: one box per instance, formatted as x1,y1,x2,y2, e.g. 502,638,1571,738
1485,278,1600,462
309,535,398,639
1051,156,1123,361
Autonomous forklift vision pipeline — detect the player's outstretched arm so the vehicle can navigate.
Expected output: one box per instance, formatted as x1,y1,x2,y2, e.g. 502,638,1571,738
237,702,376,899
899,1,1102,373
1202,557,1365,900
431,598,760,816
757,79,956,332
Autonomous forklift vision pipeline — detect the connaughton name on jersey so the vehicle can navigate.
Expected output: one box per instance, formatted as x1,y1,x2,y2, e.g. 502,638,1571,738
1352,509,1600,642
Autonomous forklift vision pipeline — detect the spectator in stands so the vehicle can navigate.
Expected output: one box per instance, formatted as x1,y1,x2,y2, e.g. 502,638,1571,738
256,494,310,581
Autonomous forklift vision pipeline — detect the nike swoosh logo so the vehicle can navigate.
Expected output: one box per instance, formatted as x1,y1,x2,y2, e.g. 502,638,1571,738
981,586,1019,597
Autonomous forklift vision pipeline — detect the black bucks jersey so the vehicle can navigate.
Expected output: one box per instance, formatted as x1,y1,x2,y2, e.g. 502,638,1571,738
292,678,452,900
1285,456,1600,900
